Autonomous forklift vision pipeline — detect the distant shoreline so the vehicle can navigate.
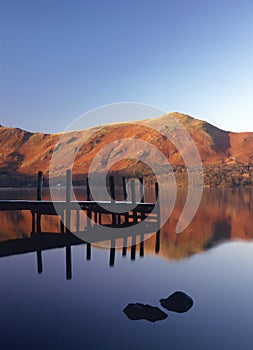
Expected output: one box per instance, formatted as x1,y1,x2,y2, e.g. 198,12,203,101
1,162,252,188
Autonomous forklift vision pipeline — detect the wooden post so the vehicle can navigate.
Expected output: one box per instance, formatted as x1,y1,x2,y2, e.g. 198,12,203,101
155,230,160,254
37,250,43,274
60,211,65,233
131,180,136,204
109,240,116,267
155,182,159,201
122,246,127,257
122,177,127,200
131,180,137,223
86,243,91,260
36,171,43,233
66,245,72,280
36,213,41,233
109,176,116,225
109,176,115,202
37,171,43,201
155,181,160,230
86,177,92,229
65,170,72,232
76,210,80,232
140,178,145,220
122,236,127,256
122,177,128,223
66,169,72,203
140,235,144,257
139,177,144,203
99,212,102,225
86,177,91,201
131,235,136,260
31,212,35,233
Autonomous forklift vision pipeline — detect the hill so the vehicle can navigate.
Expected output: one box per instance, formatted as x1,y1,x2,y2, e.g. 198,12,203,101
0,113,252,187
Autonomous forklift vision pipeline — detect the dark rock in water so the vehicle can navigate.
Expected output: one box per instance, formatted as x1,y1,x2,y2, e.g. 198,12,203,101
123,303,168,322
159,291,193,313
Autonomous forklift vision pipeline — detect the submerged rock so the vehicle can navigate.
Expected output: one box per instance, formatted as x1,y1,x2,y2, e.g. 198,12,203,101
123,303,168,322
159,291,193,313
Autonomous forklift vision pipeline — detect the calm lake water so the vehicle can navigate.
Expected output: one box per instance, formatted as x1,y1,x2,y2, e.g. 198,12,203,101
0,187,253,350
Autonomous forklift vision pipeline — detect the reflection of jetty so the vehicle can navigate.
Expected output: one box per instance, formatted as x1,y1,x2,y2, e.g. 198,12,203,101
0,170,159,234
0,228,161,279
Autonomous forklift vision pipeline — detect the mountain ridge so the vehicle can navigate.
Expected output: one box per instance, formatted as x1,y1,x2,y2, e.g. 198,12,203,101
0,112,252,187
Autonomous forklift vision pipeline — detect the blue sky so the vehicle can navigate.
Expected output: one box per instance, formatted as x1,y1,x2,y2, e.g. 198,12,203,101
0,0,253,133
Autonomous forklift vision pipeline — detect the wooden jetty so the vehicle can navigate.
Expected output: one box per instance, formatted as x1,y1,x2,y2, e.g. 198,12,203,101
0,170,160,235
0,171,161,279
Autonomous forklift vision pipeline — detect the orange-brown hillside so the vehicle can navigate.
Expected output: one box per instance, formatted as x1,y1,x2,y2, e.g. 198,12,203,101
0,113,252,186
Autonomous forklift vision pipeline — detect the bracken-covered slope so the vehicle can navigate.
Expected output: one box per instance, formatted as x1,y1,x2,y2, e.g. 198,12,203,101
0,113,252,186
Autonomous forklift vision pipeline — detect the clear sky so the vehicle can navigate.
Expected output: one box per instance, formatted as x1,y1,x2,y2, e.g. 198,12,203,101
0,0,253,133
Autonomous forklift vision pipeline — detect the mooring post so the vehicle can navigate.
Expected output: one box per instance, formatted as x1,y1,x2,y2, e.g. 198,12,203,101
86,243,91,260
86,177,92,228
66,169,72,202
66,245,72,280
60,211,65,233
109,176,115,202
155,182,159,201
139,177,144,203
86,177,91,201
140,177,145,220
155,230,160,254
122,241,127,257
37,250,43,274
154,182,160,254
36,213,41,233
109,176,116,225
37,171,43,201
122,177,127,200
131,235,136,260
65,169,72,232
131,180,138,223
131,180,136,204
140,235,145,257
32,213,36,233
99,212,102,225
122,177,128,223
109,239,116,267
155,181,160,228
76,210,80,232
36,171,43,233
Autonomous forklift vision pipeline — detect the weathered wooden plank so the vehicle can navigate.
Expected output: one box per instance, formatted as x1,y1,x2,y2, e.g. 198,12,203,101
0,200,155,214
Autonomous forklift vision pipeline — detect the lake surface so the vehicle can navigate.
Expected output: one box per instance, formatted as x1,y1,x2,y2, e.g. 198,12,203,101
0,187,252,350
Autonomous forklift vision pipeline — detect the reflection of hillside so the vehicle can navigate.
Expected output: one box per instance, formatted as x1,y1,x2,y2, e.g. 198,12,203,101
143,188,253,260
1,189,252,259
0,211,61,241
